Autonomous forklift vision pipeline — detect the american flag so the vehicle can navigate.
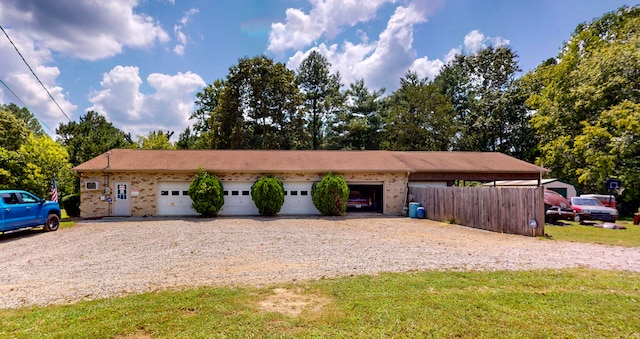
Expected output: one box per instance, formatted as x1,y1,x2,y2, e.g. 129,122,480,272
50,176,58,202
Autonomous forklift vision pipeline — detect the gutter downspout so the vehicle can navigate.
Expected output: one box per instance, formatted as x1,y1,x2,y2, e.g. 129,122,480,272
402,172,410,216
104,151,111,217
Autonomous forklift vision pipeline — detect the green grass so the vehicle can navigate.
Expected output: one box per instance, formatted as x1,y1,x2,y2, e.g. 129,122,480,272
59,209,75,229
1,269,639,338
544,219,640,247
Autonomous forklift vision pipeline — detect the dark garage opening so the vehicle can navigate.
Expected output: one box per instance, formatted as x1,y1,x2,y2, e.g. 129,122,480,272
347,184,383,213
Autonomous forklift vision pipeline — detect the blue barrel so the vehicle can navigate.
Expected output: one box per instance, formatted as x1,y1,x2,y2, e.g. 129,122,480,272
408,202,420,218
416,206,425,219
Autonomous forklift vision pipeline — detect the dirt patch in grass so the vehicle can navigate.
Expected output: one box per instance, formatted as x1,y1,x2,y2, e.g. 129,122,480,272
258,288,331,317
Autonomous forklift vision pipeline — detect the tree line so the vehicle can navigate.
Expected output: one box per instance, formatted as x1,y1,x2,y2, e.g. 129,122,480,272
1,6,638,214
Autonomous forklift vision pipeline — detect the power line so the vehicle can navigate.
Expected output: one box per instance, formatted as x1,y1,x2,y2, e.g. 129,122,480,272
0,24,72,123
0,78,56,135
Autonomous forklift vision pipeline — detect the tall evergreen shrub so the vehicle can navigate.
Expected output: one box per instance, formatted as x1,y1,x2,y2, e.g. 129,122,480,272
311,173,349,216
251,176,285,216
188,168,224,217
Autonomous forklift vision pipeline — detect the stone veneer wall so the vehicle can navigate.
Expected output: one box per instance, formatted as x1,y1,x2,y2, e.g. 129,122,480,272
78,171,408,218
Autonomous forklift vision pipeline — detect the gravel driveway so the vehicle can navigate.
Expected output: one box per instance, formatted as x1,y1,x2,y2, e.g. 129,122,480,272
2,216,640,309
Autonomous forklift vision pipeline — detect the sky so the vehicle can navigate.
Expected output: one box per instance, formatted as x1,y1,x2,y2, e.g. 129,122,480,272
0,0,635,141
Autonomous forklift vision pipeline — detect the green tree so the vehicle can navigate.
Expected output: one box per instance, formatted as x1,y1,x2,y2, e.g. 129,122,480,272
213,56,304,149
327,79,385,150
0,107,29,151
135,130,175,150
573,102,640,210
187,79,226,149
1,103,45,136
56,111,133,167
311,173,349,216
187,168,224,217
0,107,72,197
381,71,457,151
527,5,640,213
251,176,285,216
19,134,72,197
297,51,343,149
176,126,199,150
435,46,526,154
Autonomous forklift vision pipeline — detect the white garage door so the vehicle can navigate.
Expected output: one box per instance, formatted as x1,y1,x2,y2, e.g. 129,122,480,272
219,182,259,216
280,182,319,215
157,182,198,216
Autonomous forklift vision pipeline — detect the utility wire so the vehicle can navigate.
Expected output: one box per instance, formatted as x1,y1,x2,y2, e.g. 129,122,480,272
0,24,72,123
0,78,56,135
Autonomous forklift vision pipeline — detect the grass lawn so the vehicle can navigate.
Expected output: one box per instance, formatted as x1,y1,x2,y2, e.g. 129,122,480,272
544,219,640,247
1,269,639,338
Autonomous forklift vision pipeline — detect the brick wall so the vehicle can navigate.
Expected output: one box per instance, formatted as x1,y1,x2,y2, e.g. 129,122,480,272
78,171,408,218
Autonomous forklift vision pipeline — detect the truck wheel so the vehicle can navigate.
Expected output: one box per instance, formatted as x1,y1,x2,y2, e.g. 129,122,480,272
43,214,60,232
574,215,581,223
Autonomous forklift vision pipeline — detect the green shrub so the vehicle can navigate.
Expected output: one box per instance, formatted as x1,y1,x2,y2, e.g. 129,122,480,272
61,193,80,217
311,173,349,216
188,168,224,217
251,176,285,216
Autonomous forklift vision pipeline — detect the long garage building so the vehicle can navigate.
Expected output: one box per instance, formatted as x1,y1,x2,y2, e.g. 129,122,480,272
72,149,545,218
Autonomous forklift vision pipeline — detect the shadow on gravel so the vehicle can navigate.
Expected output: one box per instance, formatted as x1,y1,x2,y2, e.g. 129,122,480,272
0,228,45,242
77,213,399,224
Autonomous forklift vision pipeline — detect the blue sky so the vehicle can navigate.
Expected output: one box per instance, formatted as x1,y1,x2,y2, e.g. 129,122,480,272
0,0,634,140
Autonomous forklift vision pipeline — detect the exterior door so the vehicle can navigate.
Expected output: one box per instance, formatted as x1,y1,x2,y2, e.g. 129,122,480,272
219,182,258,215
2,192,31,229
280,182,318,215
113,182,131,216
157,182,197,216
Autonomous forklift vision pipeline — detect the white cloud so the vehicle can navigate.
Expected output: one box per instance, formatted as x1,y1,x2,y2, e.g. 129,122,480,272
173,8,199,56
275,0,514,91
0,28,77,133
286,1,444,89
410,57,444,81
0,0,170,61
463,30,510,53
173,44,186,56
87,66,205,139
268,0,399,54
88,66,144,122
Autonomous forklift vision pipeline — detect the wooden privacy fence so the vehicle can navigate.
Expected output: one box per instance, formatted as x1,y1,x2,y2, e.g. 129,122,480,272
409,186,545,237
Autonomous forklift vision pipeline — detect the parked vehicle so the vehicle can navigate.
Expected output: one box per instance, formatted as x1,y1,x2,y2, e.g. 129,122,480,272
347,191,372,209
579,194,616,208
544,189,575,222
0,190,61,234
568,197,618,222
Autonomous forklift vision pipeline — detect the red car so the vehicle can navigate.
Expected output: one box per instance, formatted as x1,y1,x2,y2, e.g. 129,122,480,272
347,191,372,209
544,190,575,222
569,197,618,222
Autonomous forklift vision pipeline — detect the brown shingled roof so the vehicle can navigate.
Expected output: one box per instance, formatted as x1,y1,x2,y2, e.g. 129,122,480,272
73,149,546,175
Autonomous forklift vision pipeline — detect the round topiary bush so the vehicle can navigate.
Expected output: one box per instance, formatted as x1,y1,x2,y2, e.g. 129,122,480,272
188,168,224,217
251,176,285,216
61,193,80,217
311,173,349,216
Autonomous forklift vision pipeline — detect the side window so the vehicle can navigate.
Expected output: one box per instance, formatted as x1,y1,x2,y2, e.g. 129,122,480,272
2,193,20,205
20,192,38,203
